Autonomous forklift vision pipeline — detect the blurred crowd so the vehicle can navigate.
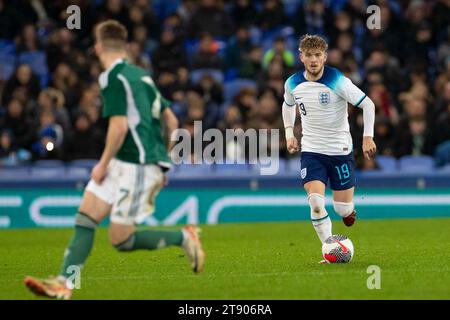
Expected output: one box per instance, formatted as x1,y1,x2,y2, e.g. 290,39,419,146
0,0,449,169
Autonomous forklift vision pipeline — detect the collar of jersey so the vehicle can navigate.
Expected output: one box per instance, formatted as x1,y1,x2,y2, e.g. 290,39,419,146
105,58,125,74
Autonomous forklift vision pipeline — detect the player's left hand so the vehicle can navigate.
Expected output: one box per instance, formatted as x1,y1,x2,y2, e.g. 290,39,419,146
362,136,377,160
91,162,107,184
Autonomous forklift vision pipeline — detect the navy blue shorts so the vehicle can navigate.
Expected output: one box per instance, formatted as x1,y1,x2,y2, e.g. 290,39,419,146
300,151,356,190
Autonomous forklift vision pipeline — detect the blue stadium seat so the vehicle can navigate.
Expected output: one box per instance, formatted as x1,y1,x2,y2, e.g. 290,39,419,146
436,163,450,173
33,160,65,168
213,163,252,176
70,159,98,170
171,163,214,177
283,0,300,17
0,39,16,55
399,155,435,172
224,79,257,102
0,166,31,180
66,167,90,179
17,51,49,87
31,167,66,179
0,53,15,81
190,69,224,84
376,155,397,172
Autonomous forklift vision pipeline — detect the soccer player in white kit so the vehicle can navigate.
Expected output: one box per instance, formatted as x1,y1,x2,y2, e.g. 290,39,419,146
282,35,377,254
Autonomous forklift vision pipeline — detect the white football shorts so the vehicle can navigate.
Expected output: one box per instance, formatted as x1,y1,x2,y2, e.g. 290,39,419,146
86,159,164,225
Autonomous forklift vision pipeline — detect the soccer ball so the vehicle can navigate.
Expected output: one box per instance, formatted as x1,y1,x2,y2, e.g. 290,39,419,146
322,235,354,263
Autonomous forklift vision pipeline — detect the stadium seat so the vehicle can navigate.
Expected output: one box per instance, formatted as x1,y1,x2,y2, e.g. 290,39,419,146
224,79,257,102
0,166,31,180
190,69,224,84
0,52,15,81
213,163,252,176
376,155,397,172
171,163,214,177
66,167,90,179
70,159,98,170
30,167,66,179
33,160,65,168
399,155,435,172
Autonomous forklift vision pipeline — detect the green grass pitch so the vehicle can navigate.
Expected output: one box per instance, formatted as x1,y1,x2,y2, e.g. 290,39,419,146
1,218,449,299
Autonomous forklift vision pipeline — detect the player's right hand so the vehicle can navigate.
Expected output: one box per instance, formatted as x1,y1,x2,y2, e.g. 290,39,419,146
287,137,300,154
91,162,107,184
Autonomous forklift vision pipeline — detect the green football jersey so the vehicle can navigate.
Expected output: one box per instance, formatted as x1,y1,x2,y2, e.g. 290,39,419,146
99,58,171,168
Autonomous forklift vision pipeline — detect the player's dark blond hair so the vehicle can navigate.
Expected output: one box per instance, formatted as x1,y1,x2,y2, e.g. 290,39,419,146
299,34,328,53
95,20,128,51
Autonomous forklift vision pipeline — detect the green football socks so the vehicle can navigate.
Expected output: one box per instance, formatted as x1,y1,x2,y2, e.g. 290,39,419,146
114,229,184,251
60,212,98,278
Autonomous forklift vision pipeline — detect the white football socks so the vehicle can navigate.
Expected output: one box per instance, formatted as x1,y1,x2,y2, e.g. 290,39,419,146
308,193,332,243
333,201,354,218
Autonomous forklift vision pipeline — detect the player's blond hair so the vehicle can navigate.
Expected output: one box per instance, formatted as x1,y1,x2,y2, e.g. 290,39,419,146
299,34,328,53
95,20,128,51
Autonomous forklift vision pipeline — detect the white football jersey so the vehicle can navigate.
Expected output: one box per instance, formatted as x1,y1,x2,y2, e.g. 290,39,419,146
284,65,366,156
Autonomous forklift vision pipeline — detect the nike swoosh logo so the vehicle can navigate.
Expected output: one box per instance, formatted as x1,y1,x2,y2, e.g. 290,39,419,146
340,180,350,185
336,240,348,253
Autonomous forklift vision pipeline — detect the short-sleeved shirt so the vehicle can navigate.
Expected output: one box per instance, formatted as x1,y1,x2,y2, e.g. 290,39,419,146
99,58,171,168
283,65,366,156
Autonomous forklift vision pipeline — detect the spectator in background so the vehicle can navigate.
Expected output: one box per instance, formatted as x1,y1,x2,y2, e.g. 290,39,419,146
193,74,224,106
239,45,264,79
373,116,395,156
16,24,42,53
188,0,232,38
35,88,71,133
65,111,103,160
262,36,295,70
127,1,160,40
294,0,333,37
50,62,81,111
432,102,450,147
231,0,257,27
0,98,36,150
224,25,253,72
76,87,101,126
191,33,222,70
234,87,258,123
368,81,399,125
0,129,31,165
177,0,197,26
45,28,77,72
127,41,152,71
259,61,287,101
98,0,130,27
152,27,188,74
395,115,433,157
1,64,40,106
256,0,286,32
31,111,64,160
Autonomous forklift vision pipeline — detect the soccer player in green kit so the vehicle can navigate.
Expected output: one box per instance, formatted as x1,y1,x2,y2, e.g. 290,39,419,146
24,20,205,299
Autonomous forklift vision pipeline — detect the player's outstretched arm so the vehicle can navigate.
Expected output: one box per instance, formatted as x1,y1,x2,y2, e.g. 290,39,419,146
359,97,377,159
92,116,128,183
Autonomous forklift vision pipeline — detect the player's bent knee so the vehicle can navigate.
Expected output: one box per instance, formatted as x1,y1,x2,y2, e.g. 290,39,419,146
308,193,325,213
333,201,354,218
113,234,135,252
